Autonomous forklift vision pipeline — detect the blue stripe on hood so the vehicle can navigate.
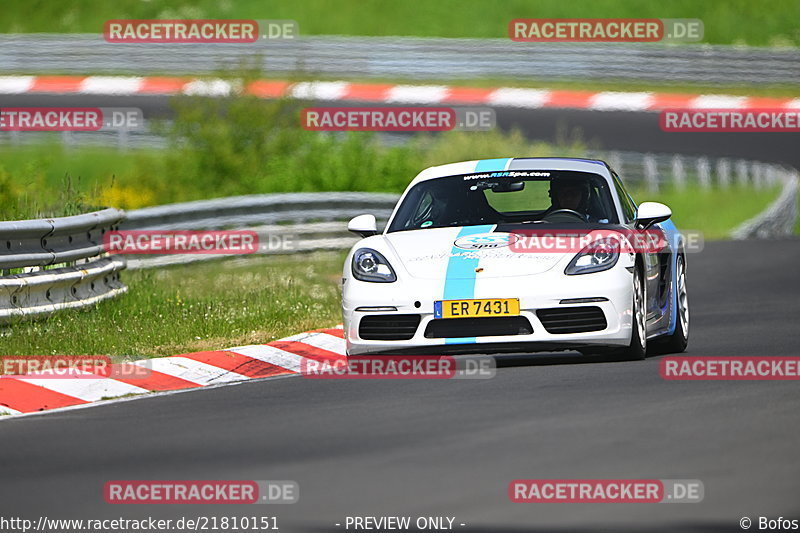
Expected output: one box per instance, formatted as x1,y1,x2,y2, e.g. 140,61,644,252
440,158,510,345
475,158,512,172
442,225,494,345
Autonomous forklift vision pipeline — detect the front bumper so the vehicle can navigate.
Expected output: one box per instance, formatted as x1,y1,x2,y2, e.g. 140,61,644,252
343,266,635,356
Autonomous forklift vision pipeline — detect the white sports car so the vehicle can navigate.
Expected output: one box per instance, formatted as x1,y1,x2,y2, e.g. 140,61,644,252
342,157,689,359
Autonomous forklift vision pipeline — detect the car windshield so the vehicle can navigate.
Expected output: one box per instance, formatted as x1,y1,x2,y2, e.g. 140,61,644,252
387,169,619,233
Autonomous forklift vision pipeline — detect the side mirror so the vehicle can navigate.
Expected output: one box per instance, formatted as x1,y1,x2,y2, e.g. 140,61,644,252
347,214,378,237
636,202,672,228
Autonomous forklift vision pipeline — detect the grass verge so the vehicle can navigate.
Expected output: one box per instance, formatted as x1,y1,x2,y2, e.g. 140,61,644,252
0,109,584,218
630,184,782,240
2,0,799,47
0,140,781,240
796,190,800,235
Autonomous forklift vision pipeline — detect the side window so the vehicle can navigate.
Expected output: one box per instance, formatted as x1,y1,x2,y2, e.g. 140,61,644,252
409,190,434,228
611,171,637,223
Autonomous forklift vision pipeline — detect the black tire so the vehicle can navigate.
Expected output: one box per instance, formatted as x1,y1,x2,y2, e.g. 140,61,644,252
654,254,689,354
619,264,647,361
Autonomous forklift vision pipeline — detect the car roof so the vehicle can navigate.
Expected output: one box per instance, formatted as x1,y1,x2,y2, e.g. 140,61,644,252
385,157,626,233
409,157,612,187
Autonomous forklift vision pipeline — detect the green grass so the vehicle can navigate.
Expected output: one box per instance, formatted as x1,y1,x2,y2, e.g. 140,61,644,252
0,141,781,242
0,252,346,358
629,184,782,239
0,143,146,219
0,95,588,219
0,89,785,254
796,190,800,235
3,0,800,47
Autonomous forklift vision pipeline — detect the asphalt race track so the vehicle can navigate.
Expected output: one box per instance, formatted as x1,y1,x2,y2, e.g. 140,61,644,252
1,239,799,532
3,93,800,168
2,87,799,533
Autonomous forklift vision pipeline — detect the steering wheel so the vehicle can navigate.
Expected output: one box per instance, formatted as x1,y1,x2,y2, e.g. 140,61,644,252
543,209,585,222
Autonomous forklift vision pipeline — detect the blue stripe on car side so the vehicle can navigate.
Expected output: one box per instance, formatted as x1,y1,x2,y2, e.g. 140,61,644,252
659,219,681,335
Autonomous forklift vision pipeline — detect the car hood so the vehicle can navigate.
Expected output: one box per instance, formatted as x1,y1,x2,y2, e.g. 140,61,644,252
383,226,565,280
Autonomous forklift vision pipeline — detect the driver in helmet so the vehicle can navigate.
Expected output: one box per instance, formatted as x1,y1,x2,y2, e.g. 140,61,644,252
546,178,590,221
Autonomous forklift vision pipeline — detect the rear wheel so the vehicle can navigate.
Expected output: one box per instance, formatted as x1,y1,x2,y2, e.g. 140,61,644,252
619,265,647,360
655,254,689,353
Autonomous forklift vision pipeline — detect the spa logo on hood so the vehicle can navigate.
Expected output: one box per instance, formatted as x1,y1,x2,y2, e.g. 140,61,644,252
454,232,518,250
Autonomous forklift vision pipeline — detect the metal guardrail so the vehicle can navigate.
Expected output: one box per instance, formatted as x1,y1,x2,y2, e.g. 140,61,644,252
122,192,398,230
732,172,799,239
1,159,797,322
121,192,399,269
0,194,399,321
1,34,800,85
594,151,794,193
0,129,168,151
0,208,126,323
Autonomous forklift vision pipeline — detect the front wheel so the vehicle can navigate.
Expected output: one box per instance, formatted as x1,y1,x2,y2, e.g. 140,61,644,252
619,265,647,361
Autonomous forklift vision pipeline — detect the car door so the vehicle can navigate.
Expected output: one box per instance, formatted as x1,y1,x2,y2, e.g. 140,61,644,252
611,171,667,329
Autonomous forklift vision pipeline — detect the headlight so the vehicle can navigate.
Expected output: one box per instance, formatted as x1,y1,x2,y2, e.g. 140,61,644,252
352,248,397,282
565,238,620,275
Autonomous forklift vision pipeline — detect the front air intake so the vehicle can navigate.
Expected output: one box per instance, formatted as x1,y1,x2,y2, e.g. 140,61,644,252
537,307,607,334
424,316,533,338
358,314,421,340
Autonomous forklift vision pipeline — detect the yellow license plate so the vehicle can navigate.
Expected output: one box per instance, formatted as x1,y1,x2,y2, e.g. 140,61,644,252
436,298,520,319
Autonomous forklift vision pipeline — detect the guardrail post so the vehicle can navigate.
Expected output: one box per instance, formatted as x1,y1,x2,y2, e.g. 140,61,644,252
697,157,711,190
752,163,764,190
716,158,731,189
735,160,750,187
118,127,130,152
643,154,659,194
764,165,778,188
671,155,686,191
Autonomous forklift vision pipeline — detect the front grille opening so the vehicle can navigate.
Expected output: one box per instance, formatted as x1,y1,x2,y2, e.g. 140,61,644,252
359,314,421,340
537,306,607,334
424,316,533,339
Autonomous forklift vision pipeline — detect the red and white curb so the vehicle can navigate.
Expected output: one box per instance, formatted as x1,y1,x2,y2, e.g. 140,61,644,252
1,75,798,112
0,327,346,418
